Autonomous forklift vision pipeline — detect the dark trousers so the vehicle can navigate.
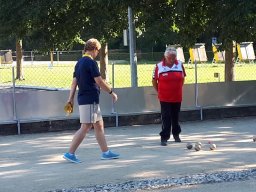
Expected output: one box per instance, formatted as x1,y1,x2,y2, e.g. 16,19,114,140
160,101,181,140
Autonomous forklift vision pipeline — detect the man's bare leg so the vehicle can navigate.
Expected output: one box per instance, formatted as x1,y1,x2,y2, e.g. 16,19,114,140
68,123,92,154
93,120,108,152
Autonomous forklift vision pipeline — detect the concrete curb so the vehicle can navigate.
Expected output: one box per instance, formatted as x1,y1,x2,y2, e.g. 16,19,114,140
1,105,256,135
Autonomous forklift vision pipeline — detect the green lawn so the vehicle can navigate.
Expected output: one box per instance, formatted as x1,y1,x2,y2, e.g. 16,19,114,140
0,62,255,89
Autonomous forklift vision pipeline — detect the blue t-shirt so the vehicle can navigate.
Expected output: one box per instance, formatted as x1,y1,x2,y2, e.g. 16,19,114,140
73,56,101,105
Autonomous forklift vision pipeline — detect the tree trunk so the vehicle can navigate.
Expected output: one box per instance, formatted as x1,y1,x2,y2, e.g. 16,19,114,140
224,41,235,82
50,49,54,67
99,43,109,81
16,39,24,80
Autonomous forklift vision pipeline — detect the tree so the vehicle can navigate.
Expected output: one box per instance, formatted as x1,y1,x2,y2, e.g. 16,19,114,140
0,0,71,79
0,0,42,80
0,0,129,81
173,0,256,81
135,0,178,46
79,1,128,80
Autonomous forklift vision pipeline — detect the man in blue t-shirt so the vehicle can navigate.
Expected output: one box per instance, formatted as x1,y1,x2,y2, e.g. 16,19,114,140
63,38,120,163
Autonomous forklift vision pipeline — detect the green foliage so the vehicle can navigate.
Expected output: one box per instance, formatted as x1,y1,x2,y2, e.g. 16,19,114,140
30,0,91,50
1,0,255,51
0,0,128,50
0,0,39,39
79,1,128,43
135,0,178,47
173,0,256,48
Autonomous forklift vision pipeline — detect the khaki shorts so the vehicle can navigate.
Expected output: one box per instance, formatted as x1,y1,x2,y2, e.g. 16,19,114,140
79,104,103,124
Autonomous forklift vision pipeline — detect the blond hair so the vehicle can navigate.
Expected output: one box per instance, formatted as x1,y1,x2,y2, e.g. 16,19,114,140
84,38,101,51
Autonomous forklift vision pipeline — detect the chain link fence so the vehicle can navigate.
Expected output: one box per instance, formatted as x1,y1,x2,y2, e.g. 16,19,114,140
0,64,13,89
0,50,256,90
0,62,75,90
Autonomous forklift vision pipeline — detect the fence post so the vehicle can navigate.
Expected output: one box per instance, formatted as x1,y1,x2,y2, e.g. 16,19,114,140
12,64,20,134
194,60,198,107
194,60,203,120
111,62,118,127
112,62,115,91
31,51,34,65
57,51,60,64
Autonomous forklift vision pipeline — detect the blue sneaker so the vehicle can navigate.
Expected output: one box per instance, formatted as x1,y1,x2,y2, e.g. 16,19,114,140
101,150,120,160
63,152,81,163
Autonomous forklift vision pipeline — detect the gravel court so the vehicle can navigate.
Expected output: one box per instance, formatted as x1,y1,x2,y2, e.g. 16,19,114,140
0,117,255,192
138,178,256,192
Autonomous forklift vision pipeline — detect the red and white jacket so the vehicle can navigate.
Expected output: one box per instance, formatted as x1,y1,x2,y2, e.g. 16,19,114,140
153,59,186,102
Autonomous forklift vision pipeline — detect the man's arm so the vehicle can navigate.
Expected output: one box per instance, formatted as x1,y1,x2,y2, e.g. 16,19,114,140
152,79,158,92
94,76,118,102
152,64,158,92
67,77,77,105
182,63,186,85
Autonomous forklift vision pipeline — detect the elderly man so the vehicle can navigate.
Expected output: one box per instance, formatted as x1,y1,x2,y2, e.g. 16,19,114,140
63,38,120,163
152,47,186,146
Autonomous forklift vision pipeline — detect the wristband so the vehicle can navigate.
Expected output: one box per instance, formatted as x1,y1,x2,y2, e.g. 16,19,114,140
109,89,113,94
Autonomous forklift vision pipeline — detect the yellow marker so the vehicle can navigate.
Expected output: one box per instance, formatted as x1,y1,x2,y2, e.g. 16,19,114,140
212,45,219,62
237,43,243,61
189,48,194,62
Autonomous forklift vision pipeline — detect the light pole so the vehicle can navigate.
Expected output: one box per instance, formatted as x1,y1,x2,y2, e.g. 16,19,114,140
128,6,138,87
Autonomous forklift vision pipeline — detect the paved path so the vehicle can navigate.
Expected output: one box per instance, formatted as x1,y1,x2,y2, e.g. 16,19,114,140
0,117,255,192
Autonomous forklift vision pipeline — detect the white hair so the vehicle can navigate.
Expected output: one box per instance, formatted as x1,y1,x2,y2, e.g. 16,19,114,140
164,47,177,57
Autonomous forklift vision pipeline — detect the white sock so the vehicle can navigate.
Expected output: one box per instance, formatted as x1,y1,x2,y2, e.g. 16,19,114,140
103,150,110,155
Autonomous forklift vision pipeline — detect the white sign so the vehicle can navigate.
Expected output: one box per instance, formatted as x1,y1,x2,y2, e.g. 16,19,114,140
123,29,128,46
